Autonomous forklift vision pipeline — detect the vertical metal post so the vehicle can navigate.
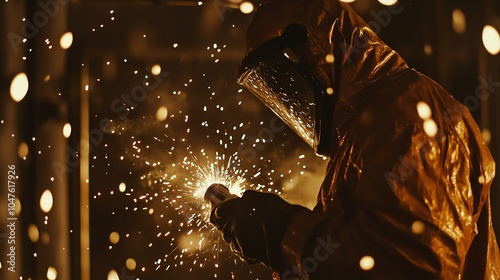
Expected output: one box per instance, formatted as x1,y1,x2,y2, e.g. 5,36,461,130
80,60,91,280
30,0,71,278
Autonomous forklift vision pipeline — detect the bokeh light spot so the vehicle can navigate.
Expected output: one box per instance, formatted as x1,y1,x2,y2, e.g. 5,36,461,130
239,2,254,14
423,119,438,137
452,9,466,34
119,182,126,192
482,129,491,144
359,255,375,270
41,232,50,244
423,44,433,56
482,25,500,55
478,175,485,184
28,224,40,243
416,102,432,120
378,0,398,6
63,123,72,138
126,258,137,270
15,198,21,215
40,189,54,213
156,106,169,121
47,266,57,280
60,31,73,49
18,141,28,158
151,64,162,75
107,269,119,280
325,53,334,63
10,72,29,102
109,231,120,244
411,220,425,234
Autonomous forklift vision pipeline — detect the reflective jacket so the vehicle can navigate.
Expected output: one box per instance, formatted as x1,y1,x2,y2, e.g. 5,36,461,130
244,0,500,279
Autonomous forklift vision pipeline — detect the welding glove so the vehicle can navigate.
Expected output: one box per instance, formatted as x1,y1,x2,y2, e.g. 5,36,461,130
210,190,306,269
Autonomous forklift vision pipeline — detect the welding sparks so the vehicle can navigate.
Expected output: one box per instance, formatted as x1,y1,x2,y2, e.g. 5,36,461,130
190,157,246,201
114,144,254,274
82,30,325,278
0,1,330,278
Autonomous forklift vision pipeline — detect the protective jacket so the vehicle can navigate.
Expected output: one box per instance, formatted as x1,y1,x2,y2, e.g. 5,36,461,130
241,0,500,279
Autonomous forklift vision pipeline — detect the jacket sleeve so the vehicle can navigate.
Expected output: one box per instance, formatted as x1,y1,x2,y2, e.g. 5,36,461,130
276,121,481,279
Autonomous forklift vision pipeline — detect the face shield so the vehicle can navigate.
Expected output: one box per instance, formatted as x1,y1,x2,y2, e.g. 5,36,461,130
238,50,317,148
238,24,335,155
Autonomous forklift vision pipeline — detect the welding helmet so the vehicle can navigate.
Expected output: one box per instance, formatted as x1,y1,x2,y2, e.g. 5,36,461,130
237,23,336,156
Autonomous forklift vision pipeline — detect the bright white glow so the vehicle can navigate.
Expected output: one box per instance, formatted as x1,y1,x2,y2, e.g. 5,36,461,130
40,189,54,213
119,182,126,192
63,123,72,138
239,2,254,14
340,0,356,2
378,0,398,6
411,220,425,234
452,9,466,34
47,267,57,280
423,119,438,137
416,102,432,120
482,25,500,55
10,73,29,102
107,270,119,280
156,106,168,121
151,64,161,75
60,31,73,49
359,256,375,270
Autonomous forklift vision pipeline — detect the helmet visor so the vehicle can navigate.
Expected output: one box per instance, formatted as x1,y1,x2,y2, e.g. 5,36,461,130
238,52,317,149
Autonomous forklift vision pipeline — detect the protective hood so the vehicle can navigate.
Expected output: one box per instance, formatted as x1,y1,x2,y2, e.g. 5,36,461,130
239,0,407,156
238,23,333,154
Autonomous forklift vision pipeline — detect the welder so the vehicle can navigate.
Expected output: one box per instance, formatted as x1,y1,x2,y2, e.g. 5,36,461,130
210,0,500,278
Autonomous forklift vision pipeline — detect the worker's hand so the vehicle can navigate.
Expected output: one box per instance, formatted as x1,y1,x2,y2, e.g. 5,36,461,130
210,190,305,269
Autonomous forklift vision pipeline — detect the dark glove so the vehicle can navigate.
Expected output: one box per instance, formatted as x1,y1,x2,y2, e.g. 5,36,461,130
210,190,305,269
